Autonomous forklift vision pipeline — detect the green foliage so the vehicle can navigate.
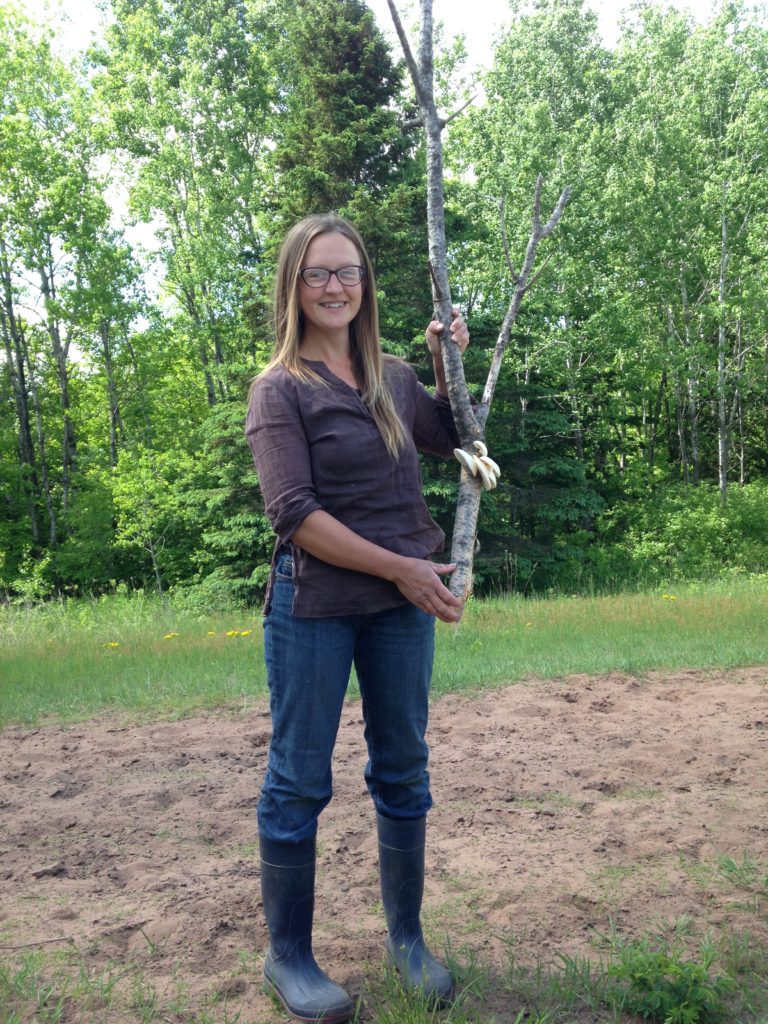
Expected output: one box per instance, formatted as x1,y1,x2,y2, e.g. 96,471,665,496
3,0,768,602
182,400,274,606
608,936,735,1023
49,468,119,592
263,0,408,223
0,6,139,574
260,0,432,343
92,0,273,399
111,445,202,593
589,481,768,589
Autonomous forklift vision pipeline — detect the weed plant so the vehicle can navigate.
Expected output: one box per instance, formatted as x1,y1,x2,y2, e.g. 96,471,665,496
717,854,768,906
607,935,735,1022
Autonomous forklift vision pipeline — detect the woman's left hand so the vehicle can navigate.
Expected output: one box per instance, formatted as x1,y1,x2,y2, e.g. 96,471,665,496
425,307,469,358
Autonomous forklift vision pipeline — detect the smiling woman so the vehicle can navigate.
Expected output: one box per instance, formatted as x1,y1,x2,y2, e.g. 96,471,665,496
297,233,365,366
243,211,471,1021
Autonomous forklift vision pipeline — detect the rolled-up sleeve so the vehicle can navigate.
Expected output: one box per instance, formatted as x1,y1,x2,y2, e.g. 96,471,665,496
245,377,322,540
411,380,461,458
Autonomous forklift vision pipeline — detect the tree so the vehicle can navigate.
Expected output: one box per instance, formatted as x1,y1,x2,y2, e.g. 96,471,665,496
0,8,140,586
93,0,274,404
264,0,407,221
111,446,199,594
605,2,768,498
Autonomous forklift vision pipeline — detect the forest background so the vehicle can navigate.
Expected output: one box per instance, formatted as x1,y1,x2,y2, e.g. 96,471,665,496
2,0,768,608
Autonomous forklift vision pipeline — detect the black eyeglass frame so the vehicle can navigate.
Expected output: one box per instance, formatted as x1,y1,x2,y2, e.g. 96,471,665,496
298,265,366,288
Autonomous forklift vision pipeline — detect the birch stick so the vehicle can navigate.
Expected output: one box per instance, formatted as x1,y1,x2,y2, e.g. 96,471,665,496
387,0,570,608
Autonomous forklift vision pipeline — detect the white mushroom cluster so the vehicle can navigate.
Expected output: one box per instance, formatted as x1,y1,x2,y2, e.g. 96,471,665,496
453,440,501,490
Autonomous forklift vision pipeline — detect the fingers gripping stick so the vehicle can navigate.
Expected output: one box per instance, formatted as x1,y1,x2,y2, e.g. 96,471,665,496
453,441,500,491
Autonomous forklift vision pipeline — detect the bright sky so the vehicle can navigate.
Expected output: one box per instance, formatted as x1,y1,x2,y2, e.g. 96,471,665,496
21,0,721,67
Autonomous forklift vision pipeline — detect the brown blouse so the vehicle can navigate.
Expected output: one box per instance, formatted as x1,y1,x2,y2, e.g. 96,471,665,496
245,356,460,617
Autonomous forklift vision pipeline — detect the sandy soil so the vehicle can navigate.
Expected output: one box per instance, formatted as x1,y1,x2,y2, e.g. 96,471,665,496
1,667,768,1022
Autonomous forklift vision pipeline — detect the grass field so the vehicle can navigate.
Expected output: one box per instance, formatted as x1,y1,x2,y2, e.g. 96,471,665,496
2,577,768,728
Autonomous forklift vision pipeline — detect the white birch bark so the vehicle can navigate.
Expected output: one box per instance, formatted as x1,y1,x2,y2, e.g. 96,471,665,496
387,0,570,608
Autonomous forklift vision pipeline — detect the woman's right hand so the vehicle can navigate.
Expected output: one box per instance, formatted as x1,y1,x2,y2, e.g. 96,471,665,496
391,556,463,623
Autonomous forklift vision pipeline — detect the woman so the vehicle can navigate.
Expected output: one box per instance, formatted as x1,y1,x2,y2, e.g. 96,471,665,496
246,213,468,1023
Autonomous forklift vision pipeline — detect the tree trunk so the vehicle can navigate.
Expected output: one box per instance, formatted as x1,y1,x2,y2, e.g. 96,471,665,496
24,347,57,546
717,211,729,504
125,339,155,446
180,281,217,407
647,368,666,476
100,320,124,468
564,338,585,463
666,306,688,483
674,380,689,484
146,536,165,597
736,388,745,486
680,277,700,484
728,313,746,486
38,242,77,523
201,280,227,402
0,237,40,542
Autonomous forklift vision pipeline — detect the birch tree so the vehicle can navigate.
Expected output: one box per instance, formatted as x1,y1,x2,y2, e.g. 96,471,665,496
613,3,768,499
387,0,570,604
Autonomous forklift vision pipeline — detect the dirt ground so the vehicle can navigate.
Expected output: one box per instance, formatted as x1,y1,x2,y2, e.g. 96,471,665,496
2,667,768,1022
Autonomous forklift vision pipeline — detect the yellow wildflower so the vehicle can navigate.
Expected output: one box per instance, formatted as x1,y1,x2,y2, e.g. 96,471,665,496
103,642,120,648
163,632,180,640
240,629,253,637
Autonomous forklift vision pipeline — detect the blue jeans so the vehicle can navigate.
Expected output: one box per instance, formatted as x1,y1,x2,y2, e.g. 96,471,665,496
258,549,435,843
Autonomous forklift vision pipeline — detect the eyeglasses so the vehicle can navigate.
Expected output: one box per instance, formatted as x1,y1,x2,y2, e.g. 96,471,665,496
299,266,365,288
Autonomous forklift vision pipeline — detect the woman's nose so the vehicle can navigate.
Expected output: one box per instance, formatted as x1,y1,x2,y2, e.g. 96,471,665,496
323,272,344,292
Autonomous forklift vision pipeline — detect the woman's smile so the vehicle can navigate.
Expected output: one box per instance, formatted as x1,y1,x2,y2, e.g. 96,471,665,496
298,233,363,340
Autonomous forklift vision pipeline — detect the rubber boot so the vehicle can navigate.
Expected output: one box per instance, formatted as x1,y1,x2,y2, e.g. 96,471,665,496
376,814,454,1003
259,835,356,1024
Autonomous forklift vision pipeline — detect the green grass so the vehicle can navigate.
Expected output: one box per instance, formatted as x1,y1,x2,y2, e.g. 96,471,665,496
432,576,768,697
2,576,768,727
2,915,766,1023
0,592,267,727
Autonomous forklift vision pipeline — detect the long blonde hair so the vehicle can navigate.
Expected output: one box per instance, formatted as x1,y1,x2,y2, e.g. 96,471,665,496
257,213,406,458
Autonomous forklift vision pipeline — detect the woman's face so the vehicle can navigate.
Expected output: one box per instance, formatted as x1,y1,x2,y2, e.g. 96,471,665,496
298,232,364,338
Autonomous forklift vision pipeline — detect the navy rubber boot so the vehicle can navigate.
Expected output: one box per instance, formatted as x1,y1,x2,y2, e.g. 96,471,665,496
376,814,454,1003
259,835,356,1023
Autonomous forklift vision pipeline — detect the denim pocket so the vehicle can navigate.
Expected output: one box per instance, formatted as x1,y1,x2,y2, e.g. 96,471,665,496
275,551,293,581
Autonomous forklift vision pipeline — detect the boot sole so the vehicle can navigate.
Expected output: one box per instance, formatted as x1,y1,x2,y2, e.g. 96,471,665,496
263,976,356,1024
